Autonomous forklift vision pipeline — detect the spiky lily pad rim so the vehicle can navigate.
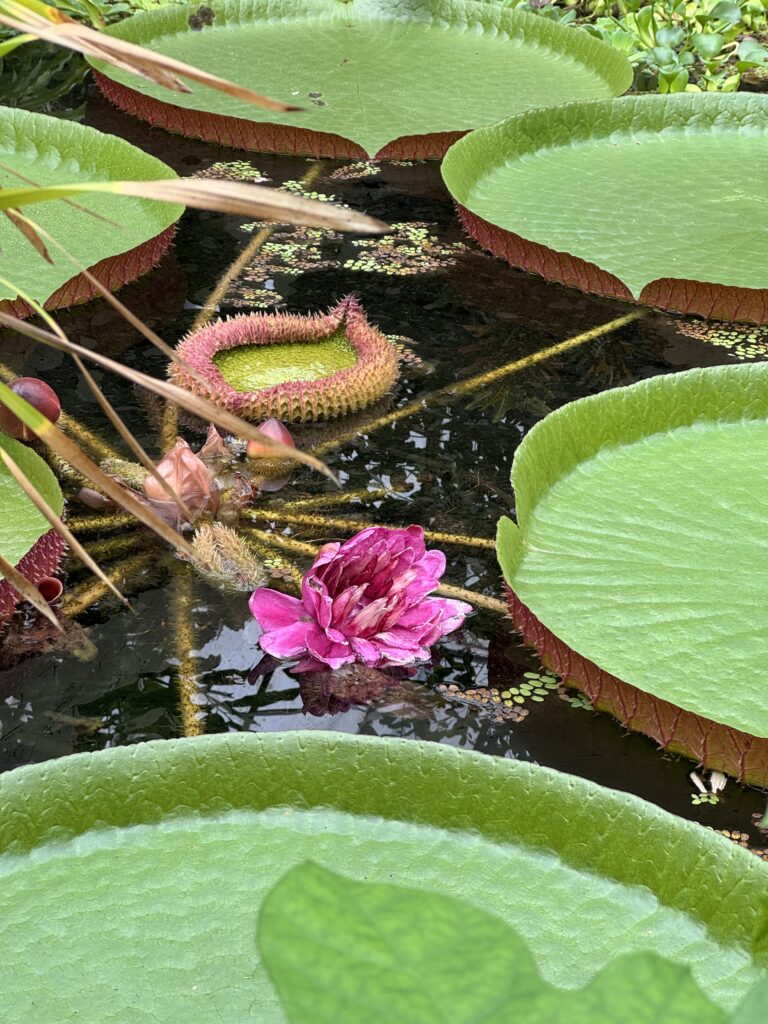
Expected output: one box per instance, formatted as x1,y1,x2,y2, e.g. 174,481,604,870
170,295,400,423
505,585,768,788
95,72,462,160
0,226,176,321
445,95,768,324
0,529,65,621
92,0,632,160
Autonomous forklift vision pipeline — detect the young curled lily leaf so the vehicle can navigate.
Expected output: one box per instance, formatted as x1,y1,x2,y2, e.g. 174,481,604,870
0,312,337,482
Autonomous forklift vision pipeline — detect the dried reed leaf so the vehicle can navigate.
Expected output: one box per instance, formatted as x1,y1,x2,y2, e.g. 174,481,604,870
0,0,298,110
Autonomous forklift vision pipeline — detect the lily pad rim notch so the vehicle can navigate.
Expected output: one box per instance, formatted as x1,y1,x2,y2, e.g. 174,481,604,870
442,92,768,323
91,0,633,159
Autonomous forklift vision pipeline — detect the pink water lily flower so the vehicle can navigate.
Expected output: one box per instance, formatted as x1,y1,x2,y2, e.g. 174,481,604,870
249,526,472,672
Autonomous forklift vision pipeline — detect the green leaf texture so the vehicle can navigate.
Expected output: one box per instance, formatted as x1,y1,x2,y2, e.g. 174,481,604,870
0,431,63,578
0,105,181,305
0,732,766,1021
441,94,768,297
497,362,768,738
93,0,633,157
259,864,731,1024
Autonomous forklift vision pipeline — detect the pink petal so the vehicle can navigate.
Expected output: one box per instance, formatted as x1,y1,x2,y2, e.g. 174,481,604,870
249,589,305,631
302,574,333,629
349,637,380,666
306,630,354,670
258,620,315,659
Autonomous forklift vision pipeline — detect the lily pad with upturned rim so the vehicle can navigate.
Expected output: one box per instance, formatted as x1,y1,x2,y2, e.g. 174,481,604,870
170,295,400,421
0,432,65,619
0,105,182,315
443,94,768,323
0,731,766,1022
91,0,632,160
497,362,768,785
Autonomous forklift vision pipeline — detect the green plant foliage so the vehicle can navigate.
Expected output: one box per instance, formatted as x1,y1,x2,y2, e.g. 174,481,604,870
506,0,768,93
0,432,63,578
0,105,181,306
0,732,766,1021
93,0,633,157
496,362,768,739
442,93,768,300
260,863,768,1023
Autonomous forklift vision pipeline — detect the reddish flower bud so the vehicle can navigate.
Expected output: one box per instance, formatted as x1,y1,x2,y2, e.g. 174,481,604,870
246,418,295,460
143,437,216,520
0,377,61,442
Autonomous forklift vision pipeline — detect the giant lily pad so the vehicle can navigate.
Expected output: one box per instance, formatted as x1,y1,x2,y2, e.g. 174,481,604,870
91,0,632,160
0,105,181,314
0,432,64,619
443,94,768,323
1,731,767,1021
497,362,768,785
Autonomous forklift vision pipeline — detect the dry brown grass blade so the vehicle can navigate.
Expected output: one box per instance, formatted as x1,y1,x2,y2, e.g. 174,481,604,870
0,310,338,482
4,208,51,262
0,3,299,111
0,377,200,560
0,159,118,227
0,178,389,236
0,445,128,606
72,353,192,518
115,179,389,234
0,550,62,629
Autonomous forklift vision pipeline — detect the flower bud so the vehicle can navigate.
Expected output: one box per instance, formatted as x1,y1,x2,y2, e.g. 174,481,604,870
0,377,61,442
246,418,295,460
143,437,216,519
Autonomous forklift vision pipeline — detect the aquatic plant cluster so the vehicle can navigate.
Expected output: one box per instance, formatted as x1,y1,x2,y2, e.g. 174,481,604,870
0,0,767,1020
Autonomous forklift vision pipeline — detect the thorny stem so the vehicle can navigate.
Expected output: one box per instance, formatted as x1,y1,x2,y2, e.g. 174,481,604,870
67,512,136,535
60,551,152,618
279,485,404,509
170,561,205,738
242,507,495,550
311,312,645,456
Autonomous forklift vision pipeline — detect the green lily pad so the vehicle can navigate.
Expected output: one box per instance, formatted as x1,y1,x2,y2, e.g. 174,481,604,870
497,363,768,744
442,94,768,321
92,0,632,159
0,431,63,579
0,105,182,308
1,731,766,1022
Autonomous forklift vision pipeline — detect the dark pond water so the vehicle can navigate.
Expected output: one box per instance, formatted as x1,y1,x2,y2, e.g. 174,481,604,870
1,69,766,851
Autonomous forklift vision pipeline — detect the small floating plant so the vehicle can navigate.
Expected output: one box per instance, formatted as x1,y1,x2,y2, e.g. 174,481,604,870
170,295,400,422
